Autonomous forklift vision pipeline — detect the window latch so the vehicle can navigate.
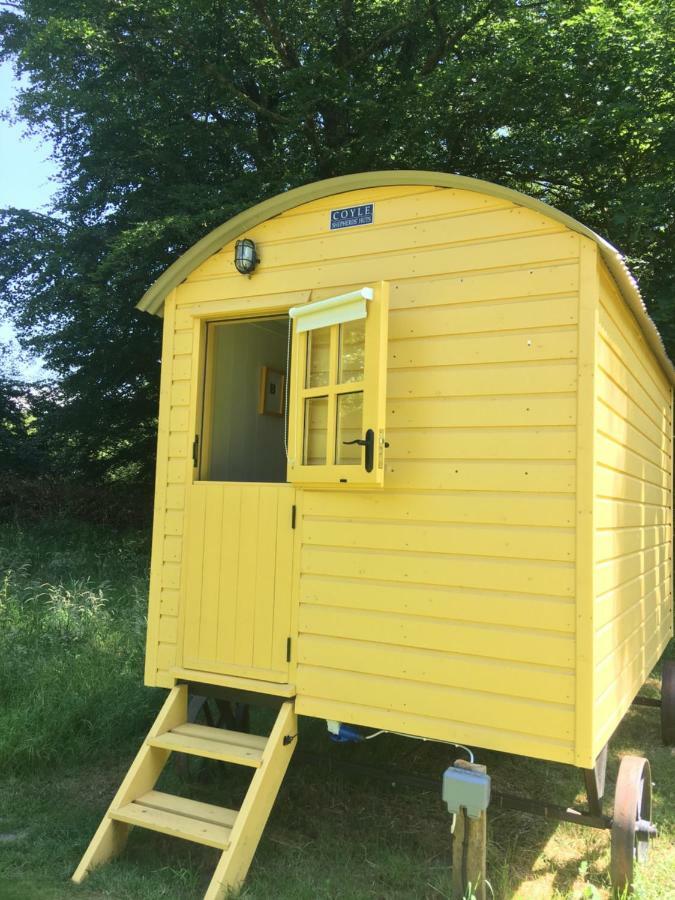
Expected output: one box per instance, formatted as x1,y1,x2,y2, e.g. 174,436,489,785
342,428,374,473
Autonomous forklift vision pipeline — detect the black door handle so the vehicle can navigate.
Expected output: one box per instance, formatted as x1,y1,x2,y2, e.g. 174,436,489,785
342,429,374,473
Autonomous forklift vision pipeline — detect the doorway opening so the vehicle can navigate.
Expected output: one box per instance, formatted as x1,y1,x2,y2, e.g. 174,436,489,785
199,315,290,483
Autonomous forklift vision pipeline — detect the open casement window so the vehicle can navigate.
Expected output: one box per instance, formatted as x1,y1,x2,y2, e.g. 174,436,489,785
287,283,389,487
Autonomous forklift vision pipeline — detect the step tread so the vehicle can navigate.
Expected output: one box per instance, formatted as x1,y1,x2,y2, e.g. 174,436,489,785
111,798,232,849
148,729,264,766
137,790,238,829
172,722,268,752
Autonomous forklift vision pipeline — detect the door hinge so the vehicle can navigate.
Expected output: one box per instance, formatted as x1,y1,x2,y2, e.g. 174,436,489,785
192,434,199,468
291,504,296,529
286,637,292,662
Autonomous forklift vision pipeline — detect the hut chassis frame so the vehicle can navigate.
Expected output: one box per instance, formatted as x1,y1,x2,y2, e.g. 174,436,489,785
182,663,672,894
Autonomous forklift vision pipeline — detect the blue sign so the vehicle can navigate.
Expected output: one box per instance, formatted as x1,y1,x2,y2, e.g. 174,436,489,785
330,203,374,230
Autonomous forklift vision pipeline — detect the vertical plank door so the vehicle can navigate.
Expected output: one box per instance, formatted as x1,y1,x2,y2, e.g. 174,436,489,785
181,482,295,682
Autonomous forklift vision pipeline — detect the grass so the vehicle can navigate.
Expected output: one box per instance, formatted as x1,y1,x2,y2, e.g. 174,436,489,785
0,518,672,899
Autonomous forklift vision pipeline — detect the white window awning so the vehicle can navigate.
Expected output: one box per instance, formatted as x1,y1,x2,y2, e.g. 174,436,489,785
289,287,373,333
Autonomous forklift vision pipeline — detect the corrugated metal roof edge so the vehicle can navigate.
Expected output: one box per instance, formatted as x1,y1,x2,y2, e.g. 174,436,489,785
137,170,674,385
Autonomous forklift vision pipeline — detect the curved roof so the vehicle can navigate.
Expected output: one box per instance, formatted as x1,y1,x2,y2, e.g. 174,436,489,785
137,170,674,383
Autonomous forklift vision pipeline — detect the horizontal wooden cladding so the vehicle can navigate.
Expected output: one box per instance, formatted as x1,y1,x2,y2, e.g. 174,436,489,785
596,463,671,506
258,188,512,238
303,518,574,563
591,269,673,757
176,232,581,305
388,394,576,429
296,665,574,741
281,184,441,216
387,361,576,399
172,329,193,355
158,614,178,644
160,562,181,590
171,379,191,407
299,604,573,668
301,546,575,599
302,489,576,528
599,276,671,403
163,511,183,536
596,497,671,530
165,485,185,510
299,574,574,633
598,337,672,433
384,459,575,493
296,694,574,764
597,375,670,453
596,433,671,490
190,201,564,280
389,327,577,369
596,525,671,563
390,296,577,341
169,405,190,432
594,609,672,737
596,402,671,471
599,280,671,406
268,207,565,271
385,427,576,460
156,640,178,672
167,458,187,484
298,634,574,704
160,589,179,616
190,187,473,258
172,354,192,381
595,542,671,596
595,578,672,667
162,535,182,563
168,432,189,458
595,559,670,630
596,598,671,698
391,263,579,310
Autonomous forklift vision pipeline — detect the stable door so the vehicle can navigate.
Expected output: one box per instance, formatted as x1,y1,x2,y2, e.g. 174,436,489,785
180,315,295,683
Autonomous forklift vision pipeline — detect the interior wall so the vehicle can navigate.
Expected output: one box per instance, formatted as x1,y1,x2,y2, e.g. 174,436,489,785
205,317,288,483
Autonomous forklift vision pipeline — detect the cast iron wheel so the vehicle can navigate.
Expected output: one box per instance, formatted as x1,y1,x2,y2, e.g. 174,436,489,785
610,755,655,895
661,659,675,745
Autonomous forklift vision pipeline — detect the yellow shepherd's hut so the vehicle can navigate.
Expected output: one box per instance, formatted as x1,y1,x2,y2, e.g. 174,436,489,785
74,172,674,898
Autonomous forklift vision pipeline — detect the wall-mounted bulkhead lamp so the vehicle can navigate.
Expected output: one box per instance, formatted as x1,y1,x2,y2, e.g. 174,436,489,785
234,238,258,274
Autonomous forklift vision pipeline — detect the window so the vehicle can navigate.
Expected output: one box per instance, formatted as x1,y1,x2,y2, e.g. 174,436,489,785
287,283,389,487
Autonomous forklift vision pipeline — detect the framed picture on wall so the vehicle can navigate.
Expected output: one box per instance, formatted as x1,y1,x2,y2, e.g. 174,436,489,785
258,366,285,416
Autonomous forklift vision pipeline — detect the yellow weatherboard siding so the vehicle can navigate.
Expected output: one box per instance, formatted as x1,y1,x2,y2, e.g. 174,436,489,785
592,269,673,757
141,178,673,770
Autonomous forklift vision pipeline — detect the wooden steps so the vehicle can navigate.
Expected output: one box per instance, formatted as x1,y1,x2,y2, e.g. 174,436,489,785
112,791,235,848
72,686,297,899
149,722,266,766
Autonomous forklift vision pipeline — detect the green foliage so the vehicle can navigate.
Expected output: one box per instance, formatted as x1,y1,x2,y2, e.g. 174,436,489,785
0,1,673,479
0,519,159,772
0,344,32,473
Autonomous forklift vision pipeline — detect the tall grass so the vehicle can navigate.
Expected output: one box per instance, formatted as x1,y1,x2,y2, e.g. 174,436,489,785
0,520,161,773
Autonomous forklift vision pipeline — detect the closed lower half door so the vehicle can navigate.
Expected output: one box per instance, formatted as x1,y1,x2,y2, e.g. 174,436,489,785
180,482,295,682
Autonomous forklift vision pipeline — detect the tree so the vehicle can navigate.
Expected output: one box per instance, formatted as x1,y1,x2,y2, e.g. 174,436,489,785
0,0,672,480
0,341,37,474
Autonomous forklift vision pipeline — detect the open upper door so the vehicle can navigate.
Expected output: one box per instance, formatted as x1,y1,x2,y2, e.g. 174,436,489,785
287,282,389,487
